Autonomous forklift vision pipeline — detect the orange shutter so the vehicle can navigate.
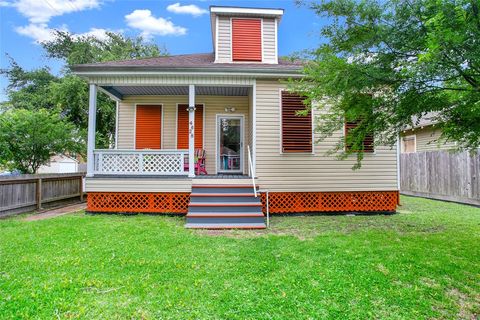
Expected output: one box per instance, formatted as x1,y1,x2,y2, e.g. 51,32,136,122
345,120,374,152
281,92,312,153
177,104,203,149
135,105,162,149
232,19,262,62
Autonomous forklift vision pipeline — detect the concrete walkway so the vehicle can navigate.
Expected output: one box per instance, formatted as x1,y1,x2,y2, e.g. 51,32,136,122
24,203,86,221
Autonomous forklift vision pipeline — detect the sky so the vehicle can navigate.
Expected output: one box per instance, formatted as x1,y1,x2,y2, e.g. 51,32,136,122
0,0,326,101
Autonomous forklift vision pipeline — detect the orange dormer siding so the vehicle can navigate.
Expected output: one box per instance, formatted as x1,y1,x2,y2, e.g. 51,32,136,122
232,18,262,62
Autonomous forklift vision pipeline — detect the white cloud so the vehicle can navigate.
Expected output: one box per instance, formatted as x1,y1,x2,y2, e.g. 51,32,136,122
15,23,65,43
125,9,187,38
16,23,117,44
74,28,117,41
6,0,101,23
166,3,207,17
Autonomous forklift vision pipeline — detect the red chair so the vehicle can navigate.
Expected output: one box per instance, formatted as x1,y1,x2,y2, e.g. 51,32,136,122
184,149,208,175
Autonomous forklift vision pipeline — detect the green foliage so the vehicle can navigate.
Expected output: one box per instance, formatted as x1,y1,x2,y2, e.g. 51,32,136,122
42,31,165,66
292,0,480,167
1,58,58,110
0,196,479,318
1,31,166,157
0,109,82,173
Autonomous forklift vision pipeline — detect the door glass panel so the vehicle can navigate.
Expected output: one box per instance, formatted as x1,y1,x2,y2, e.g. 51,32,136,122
219,118,241,172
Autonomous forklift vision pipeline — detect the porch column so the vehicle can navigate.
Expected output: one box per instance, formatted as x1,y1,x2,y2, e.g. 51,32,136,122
86,84,97,177
188,84,195,178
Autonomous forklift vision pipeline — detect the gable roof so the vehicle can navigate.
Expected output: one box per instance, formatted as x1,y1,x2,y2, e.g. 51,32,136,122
71,53,303,75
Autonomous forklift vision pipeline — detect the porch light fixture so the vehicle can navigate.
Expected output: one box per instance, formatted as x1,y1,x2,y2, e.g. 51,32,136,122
224,106,236,112
186,105,196,112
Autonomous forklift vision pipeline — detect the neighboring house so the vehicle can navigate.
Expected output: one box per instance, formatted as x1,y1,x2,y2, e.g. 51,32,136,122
72,6,399,229
37,155,79,174
400,116,456,153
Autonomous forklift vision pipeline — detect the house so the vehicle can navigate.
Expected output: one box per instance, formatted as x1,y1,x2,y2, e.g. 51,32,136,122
72,6,399,228
37,154,79,174
400,115,456,153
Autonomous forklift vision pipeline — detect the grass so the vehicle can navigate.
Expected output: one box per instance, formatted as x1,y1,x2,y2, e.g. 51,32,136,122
0,196,479,319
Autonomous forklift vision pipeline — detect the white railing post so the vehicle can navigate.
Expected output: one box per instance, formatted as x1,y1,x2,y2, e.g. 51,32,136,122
98,152,103,174
138,153,144,174
188,85,195,178
247,145,257,197
86,84,97,177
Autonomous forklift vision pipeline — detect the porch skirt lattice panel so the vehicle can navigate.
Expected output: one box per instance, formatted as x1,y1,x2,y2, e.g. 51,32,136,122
87,191,398,214
87,192,190,214
260,191,399,214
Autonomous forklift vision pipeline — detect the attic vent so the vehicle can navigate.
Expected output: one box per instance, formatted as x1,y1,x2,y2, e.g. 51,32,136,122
232,18,262,62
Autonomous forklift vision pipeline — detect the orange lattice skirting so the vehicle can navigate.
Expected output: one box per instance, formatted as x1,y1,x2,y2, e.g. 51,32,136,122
260,191,399,214
87,191,399,214
87,192,190,214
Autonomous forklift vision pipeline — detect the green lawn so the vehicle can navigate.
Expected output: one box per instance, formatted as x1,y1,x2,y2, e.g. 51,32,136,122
0,196,479,319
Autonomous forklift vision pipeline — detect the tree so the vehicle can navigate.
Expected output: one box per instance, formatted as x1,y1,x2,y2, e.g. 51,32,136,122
1,58,58,110
0,109,82,174
292,0,480,167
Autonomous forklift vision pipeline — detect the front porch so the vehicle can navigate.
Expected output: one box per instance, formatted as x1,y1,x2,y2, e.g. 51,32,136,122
87,83,256,179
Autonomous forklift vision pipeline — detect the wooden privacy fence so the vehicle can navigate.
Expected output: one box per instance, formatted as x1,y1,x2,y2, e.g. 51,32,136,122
400,150,480,206
0,173,85,217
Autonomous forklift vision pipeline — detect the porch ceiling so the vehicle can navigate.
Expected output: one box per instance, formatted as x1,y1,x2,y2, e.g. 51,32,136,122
101,85,249,99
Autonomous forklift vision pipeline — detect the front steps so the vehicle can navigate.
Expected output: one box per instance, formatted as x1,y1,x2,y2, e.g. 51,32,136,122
185,185,266,229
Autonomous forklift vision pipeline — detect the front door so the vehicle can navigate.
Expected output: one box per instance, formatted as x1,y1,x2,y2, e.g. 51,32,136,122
217,115,243,174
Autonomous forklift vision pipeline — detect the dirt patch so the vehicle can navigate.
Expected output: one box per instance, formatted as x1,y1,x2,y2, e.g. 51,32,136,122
24,203,86,221
446,288,480,320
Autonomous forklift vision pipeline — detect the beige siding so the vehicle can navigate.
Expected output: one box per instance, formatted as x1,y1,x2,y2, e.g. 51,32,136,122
262,18,277,63
216,16,231,63
116,95,250,175
255,80,399,192
402,127,456,152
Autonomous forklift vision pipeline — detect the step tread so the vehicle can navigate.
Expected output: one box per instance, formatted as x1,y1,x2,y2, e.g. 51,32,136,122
186,212,264,217
190,193,258,197
189,202,262,207
185,223,266,229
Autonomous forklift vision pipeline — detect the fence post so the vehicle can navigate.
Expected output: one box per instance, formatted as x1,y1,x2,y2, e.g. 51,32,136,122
36,178,42,210
79,176,84,202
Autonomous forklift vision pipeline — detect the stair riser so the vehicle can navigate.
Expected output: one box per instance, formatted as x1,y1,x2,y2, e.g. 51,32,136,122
190,196,261,203
192,187,258,194
188,206,263,213
186,217,265,224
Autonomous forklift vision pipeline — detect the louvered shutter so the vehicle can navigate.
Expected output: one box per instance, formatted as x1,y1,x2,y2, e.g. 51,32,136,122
232,19,262,62
345,120,374,152
281,92,312,153
135,105,162,149
177,104,203,149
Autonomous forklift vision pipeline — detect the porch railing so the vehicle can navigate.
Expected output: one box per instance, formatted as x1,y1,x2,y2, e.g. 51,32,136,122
93,149,188,175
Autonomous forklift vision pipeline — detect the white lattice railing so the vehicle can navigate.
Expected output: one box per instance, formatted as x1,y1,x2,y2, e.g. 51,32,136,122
93,149,188,175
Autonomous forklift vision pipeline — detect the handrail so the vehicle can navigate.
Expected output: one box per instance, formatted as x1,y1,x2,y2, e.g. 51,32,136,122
247,145,257,198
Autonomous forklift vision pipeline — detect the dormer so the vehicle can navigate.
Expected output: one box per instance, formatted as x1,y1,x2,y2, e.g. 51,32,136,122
210,6,284,64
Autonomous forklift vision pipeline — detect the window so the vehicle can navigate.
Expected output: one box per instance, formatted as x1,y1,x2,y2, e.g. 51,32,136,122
177,104,204,149
281,91,312,153
345,120,374,153
136,105,162,149
232,18,262,62
401,135,416,153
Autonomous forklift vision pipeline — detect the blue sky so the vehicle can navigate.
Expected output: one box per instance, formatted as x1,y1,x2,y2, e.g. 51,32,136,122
0,0,326,101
